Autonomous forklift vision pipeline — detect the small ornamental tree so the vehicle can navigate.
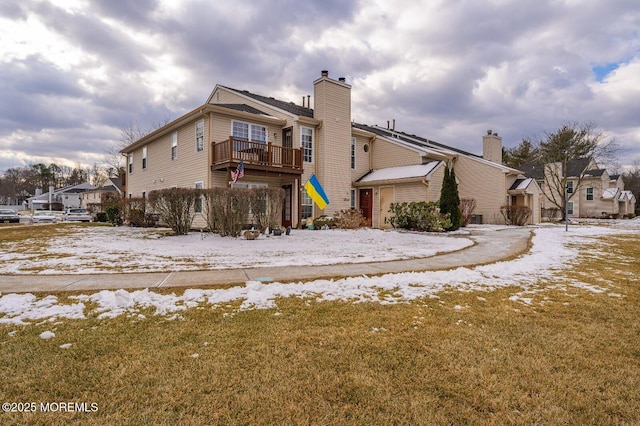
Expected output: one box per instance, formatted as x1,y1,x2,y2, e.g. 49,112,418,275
439,164,462,231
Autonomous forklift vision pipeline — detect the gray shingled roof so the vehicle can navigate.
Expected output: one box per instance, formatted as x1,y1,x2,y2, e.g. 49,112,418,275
352,122,480,158
215,103,270,116
520,158,605,180
218,86,314,118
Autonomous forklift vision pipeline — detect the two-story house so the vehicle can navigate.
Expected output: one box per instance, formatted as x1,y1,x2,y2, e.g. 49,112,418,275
121,70,541,228
522,158,636,219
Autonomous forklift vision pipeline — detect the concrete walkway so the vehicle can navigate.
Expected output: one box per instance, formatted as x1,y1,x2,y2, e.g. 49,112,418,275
0,227,532,294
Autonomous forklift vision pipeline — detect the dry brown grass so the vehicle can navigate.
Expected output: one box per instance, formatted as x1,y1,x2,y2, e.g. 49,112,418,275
1,234,639,425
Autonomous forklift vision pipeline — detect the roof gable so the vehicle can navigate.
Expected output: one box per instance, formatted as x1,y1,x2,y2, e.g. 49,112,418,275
213,86,314,118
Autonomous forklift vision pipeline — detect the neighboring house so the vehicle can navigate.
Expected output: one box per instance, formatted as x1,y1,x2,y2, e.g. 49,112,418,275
522,158,636,219
81,177,124,212
25,183,96,210
121,70,541,228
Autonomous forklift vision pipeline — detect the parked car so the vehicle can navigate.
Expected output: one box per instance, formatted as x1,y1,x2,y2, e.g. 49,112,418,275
31,210,58,224
63,208,92,222
0,209,20,223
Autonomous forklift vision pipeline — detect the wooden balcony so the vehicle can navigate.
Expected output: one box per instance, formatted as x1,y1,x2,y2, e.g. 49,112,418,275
211,137,303,174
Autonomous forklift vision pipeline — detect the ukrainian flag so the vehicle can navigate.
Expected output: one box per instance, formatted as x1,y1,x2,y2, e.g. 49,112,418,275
304,174,330,210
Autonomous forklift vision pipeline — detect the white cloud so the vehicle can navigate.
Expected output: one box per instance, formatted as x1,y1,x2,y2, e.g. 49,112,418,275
1,0,640,172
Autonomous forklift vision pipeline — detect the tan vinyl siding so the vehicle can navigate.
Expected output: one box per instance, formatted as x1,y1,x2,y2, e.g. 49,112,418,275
312,77,352,217
350,134,371,182
126,117,209,198
372,139,421,169
454,156,507,224
426,166,445,201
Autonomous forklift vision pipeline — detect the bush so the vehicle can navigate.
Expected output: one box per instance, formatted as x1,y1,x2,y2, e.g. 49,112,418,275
460,198,477,227
248,188,285,231
335,209,368,229
148,188,199,235
313,215,337,229
543,207,560,222
203,188,252,237
500,205,532,226
105,205,122,226
202,187,286,236
388,202,452,232
95,211,108,222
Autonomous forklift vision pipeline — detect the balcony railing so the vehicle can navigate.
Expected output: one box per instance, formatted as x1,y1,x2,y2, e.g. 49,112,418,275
211,137,303,174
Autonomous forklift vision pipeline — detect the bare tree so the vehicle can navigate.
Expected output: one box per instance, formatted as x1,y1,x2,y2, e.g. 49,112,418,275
622,161,640,212
103,118,172,176
538,122,620,218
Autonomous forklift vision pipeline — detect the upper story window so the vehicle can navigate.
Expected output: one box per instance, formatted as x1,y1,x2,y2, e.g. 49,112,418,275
232,121,266,143
566,181,573,193
195,120,204,152
251,124,266,143
128,154,133,174
586,187,594,201
171,132,178,160
351,137,356,169
301,127,313,163
142,146,147,170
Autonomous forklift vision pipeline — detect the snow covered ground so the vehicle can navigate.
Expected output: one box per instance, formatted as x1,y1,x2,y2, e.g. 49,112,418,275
0,226,473,274
1,220,639,326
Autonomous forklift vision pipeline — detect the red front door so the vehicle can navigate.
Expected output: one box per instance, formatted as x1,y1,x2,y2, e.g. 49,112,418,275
359,189,373,227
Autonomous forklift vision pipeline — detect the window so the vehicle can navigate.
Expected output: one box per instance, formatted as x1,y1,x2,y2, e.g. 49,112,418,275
233,121,266,143
301,127,313,163
171,132,178,160
195,120,204,152
351,137,356,169
567,201,574,215
195,182,204,213
128,154,133,173
566,181,573,194
586,187,594,201
301,191,313,219
251,124,266,143
233,121,249,140
142,146,147,170
350,189,356,209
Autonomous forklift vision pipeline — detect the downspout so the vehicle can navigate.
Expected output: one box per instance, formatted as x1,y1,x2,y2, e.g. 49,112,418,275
203,109,211,189
421,178,429,201
369,135,376,171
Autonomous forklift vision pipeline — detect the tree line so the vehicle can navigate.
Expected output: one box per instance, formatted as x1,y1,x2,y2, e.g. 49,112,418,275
0,163,110,205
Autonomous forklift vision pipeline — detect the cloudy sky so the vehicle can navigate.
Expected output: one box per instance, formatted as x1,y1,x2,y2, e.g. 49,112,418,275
1,0,639,174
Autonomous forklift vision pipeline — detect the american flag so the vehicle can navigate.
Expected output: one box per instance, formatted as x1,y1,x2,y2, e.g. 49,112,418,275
231,160,244,183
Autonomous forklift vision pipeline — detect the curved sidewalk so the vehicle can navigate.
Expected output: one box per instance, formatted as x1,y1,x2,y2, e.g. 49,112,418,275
0,227,532,294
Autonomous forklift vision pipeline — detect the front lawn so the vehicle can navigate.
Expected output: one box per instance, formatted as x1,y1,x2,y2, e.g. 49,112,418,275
1,232,639,424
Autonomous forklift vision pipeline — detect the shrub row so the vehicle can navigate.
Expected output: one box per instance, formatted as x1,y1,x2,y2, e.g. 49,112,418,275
311,209,369,230
387,202,452,232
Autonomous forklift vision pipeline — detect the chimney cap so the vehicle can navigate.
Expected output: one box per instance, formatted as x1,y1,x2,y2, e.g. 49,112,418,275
487,129,493,135
338,77,346,83
321,70,329,77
